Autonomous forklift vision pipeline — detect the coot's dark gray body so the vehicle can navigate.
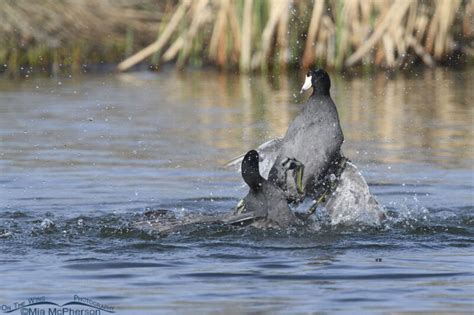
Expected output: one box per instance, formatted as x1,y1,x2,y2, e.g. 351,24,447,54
135,151,303,235
268,70,344,200
237,150,301,228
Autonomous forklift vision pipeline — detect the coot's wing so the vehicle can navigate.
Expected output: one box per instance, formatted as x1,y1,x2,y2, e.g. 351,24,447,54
324,161,386,226
224,138,283,179
220,211,263,226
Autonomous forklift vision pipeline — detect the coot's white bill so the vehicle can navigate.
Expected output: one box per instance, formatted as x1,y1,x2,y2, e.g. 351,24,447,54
300,74,312,94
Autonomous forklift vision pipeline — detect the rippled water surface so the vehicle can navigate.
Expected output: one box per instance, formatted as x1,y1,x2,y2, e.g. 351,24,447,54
1,68,473,314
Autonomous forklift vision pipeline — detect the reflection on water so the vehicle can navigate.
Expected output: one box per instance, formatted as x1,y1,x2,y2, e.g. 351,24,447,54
119,67,473,168
336,70,473,166
0,68,473,314
1,68,472,171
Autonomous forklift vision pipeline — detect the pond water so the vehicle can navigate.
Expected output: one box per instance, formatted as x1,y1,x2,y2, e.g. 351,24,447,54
0,68,473,314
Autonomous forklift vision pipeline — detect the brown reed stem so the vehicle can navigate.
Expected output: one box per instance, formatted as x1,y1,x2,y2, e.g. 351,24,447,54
345,0,412,67
117,0,190,72
239,0,253,73
302,0,324,69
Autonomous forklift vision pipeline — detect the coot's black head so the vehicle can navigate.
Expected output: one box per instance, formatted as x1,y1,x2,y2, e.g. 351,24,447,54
300,68,331,96
241,150,263,191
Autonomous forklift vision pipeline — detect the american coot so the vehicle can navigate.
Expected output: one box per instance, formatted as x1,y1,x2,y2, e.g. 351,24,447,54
229,69,386,226
134,150,302,234
227,70,344,197
236,150,301,228
268,69,344,202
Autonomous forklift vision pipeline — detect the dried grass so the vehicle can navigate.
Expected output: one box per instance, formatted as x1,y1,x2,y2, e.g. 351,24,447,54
119,0,472,72
1,0,471,74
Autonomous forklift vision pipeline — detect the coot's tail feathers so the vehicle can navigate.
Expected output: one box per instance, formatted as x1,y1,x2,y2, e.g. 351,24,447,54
224,138,283,179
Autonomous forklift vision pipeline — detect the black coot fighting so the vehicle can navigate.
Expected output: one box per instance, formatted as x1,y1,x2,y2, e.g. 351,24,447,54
232,69,385,227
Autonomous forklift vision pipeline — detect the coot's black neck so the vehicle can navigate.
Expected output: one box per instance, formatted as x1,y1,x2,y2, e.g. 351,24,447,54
242,170,263,191
242,150,264,191
311,84,331,97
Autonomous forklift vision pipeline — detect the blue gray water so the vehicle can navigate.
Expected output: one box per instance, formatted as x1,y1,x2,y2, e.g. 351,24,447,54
1,68,473,314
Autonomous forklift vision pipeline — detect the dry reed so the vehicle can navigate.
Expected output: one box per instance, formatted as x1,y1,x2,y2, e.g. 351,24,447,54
0,0,472,74
119,0,473,72
0,0,166,75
